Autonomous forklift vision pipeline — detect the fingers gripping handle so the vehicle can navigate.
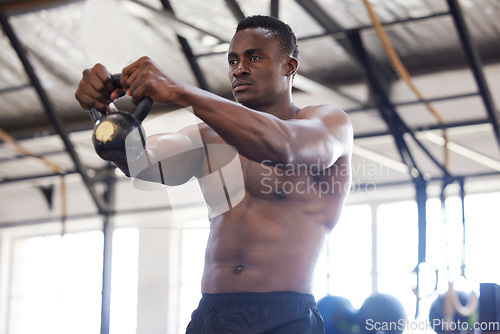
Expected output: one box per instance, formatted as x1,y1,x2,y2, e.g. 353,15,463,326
89,73,152,123
89,73,121,122
112,73,153,122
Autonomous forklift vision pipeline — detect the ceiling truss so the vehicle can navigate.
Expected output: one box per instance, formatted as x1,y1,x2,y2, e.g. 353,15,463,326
0,0,498,206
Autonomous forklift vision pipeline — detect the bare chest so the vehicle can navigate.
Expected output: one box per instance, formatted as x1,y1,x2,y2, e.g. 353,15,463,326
241,158,320,199
196,126,347,212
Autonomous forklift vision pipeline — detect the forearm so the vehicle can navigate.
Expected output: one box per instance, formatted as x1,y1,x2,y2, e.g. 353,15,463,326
119,57,348,170
177,86,294,166
176,85,339,170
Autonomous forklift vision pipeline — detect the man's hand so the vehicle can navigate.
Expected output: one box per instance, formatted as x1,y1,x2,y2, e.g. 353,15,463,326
75,63,126,112
120,57,186,106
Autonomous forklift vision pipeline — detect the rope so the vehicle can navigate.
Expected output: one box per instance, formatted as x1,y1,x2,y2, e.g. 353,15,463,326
361,0,450,169
0,127,67,236
445,281,479,318
360,0,479,319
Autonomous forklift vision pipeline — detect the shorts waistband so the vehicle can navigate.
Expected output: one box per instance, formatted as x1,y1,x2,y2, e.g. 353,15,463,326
199,291,316,307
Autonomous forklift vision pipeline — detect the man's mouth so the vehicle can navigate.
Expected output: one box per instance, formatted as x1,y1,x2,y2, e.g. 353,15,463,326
232,80,252,92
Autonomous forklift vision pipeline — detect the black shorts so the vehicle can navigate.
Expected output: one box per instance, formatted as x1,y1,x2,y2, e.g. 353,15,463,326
185,291,325,334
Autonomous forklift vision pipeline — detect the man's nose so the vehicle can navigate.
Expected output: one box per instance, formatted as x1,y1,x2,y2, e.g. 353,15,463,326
233,63,249,77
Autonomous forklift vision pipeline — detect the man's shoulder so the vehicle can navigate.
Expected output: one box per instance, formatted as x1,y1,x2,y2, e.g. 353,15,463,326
296,104,351,132
296,104,348,120
297,104,353,156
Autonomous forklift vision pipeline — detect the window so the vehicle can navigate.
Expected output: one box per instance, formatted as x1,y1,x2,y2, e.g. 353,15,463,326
426,196,465,293
177,223,210,334
6,227,139,334
313,204,372,308
464,192,500,284
8,231,104,334
377,201,419,318
375,192,500,320
110,228,139,334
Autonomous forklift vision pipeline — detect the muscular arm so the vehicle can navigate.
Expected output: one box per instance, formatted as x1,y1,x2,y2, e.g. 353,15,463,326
74,63,204,184
122,57,353,173
178,89,352,172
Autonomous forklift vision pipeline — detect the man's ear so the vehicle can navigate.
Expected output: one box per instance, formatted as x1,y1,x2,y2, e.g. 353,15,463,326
285,56,299,77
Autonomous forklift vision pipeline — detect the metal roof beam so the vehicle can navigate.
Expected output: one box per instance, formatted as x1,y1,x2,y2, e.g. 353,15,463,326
346,29,419,177
127,0,227,43
418,132,500,172
348,92,479,113
156,0,210,91
297,11,450,42
0,84,31,94
446,0,500,151
294,0,345,36
177,35,210,91
346,29,451,180
0,201,202,228
355,118,490,140
0,170,77,184
0,10,106,214
159,0,174,14
224,0,246,22
271,0,279,18
294,0,397,86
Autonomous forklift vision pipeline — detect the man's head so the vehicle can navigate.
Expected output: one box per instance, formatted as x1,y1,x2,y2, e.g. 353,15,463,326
236,15,299,60
228,16,299,109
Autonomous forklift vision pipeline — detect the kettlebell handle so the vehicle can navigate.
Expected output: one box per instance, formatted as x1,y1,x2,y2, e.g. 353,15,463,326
111,73,153,123
110,73,121,88
89,73,152,123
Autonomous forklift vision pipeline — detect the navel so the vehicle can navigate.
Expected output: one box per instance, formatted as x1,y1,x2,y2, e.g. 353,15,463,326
275,188,287,199
233,265,244,275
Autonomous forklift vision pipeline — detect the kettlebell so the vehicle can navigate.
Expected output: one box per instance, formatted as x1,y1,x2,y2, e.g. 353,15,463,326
90,74,153,162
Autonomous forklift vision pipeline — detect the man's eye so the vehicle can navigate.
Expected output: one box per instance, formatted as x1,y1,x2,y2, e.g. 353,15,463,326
250,55,260,61
229,59,237,65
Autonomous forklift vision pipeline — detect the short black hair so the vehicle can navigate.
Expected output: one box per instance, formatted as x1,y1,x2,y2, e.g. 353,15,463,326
236,15,299,59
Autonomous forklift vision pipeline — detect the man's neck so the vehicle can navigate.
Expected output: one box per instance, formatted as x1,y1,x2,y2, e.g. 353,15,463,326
245,94,299,120
268,102,300,120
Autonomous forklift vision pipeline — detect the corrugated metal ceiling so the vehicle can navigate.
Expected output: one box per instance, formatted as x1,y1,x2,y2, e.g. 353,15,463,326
0,0,499,225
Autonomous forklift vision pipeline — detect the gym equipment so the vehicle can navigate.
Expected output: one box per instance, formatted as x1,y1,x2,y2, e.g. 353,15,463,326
356,293,407,334
428,289,478,333
479,283,500,329
411,261,438,298
317,295,357,334
430,178,479,332
90,74,153,161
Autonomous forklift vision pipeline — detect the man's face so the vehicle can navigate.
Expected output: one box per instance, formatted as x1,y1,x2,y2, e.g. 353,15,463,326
228,28,290,108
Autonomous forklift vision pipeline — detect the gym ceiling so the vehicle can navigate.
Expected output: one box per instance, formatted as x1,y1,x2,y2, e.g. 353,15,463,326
0,0,499,227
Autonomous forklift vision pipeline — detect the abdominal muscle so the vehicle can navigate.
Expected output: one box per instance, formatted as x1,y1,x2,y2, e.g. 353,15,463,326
200,196,329,294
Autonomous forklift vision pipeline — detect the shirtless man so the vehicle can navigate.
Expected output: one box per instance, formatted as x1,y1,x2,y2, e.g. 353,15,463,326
76,15,352,334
